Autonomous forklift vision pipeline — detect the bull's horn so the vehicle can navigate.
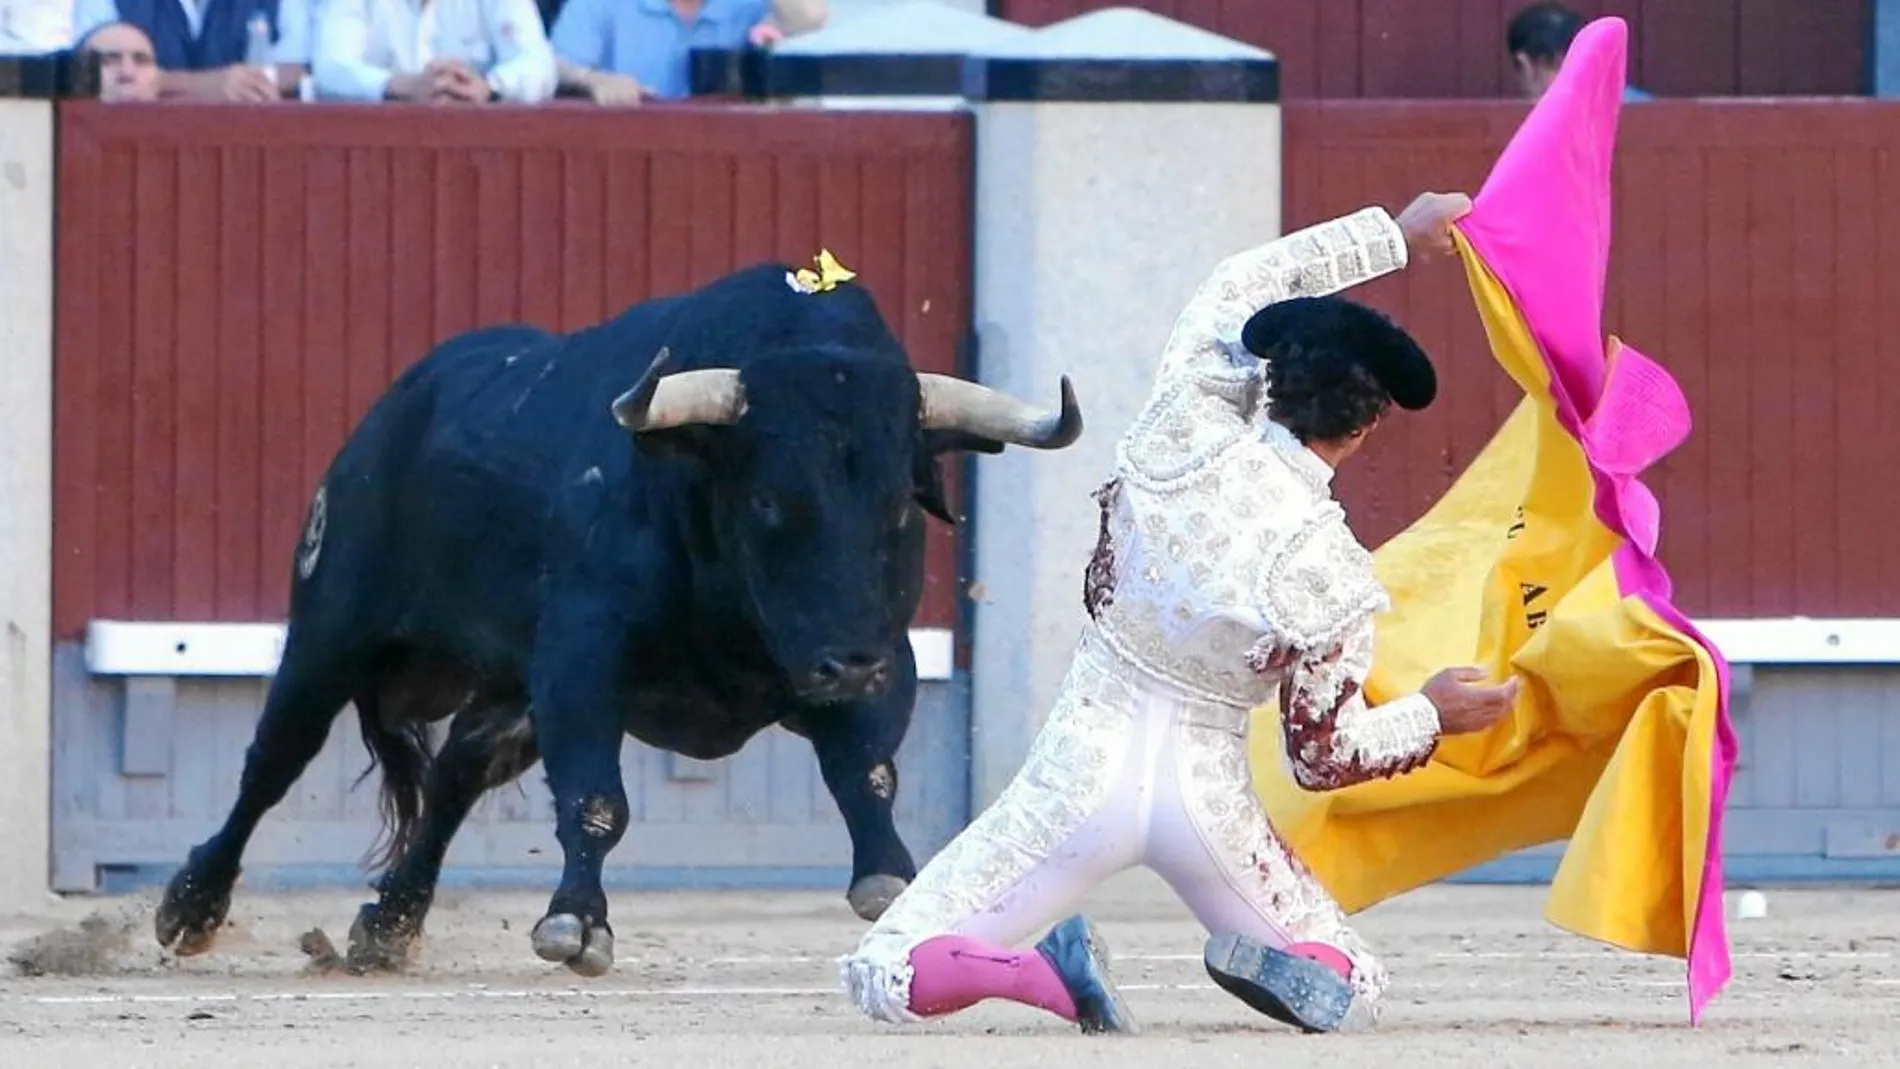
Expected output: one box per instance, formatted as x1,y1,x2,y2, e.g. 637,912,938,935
612,348,748,432
917,373,1082,450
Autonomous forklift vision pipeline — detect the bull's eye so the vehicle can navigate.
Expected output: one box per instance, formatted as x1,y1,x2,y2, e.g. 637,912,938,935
751,491,782,526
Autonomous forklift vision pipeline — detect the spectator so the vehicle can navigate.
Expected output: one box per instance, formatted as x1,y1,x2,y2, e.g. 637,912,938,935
72,0,310,101
313,0,556,103
1507,1,1651,102
79,20,162,100
550,0,826,105
0,0,74,52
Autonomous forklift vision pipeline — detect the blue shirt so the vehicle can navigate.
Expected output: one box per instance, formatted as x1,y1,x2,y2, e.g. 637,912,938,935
550,0,767,99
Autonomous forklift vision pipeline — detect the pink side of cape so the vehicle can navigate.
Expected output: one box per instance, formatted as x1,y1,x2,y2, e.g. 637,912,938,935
1450,16,1738,1025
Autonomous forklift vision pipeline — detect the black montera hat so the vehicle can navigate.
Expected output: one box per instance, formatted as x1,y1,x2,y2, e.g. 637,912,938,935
1240,295,1438,411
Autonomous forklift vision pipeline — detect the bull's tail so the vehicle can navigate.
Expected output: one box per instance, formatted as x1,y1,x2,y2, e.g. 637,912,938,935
352,704,434,875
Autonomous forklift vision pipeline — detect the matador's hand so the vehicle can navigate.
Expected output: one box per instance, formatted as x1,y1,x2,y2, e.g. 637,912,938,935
1396,192,1473,261
1422,666,1518,735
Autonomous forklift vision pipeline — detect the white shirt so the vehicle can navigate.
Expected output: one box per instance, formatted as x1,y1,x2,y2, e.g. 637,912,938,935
1,0,72,51
314,0,555,102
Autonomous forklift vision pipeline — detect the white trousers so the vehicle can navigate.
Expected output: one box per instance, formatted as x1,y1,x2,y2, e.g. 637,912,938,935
841,626,1388,1024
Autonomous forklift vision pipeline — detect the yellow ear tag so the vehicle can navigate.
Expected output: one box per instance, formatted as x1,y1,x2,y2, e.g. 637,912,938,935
786,248,857,294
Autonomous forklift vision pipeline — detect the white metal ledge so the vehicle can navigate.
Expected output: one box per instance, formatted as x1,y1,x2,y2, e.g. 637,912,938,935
79,618,1900,683
83,620,959,683
1693,618,1900,666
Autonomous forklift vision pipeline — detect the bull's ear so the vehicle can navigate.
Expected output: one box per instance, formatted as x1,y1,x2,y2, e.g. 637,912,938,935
911,452,960,526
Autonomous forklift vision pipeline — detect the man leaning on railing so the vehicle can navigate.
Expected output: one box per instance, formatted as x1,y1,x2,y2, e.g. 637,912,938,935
549,0,825,106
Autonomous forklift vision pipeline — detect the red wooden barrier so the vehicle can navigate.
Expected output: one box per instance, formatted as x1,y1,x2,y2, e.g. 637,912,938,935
994,0,1867,101
1285,99,1900,617
52,101,975,639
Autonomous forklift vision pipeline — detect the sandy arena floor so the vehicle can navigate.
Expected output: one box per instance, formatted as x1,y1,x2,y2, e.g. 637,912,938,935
1,871,1896,1068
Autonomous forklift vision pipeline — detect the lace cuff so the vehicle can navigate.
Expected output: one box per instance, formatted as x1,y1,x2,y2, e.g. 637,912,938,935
1267,622,1440,792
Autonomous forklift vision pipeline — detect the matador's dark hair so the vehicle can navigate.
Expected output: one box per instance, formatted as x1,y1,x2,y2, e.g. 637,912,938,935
1242,294,1437,444
1262,347,1394,444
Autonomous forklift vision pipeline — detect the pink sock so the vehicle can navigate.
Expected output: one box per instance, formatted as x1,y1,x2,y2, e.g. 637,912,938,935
1286,941,1354,982
904,934,1079,1020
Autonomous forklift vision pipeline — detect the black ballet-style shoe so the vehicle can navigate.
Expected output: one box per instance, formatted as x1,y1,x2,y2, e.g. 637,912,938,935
1202,932,1356,1034
1033,914,1140,1036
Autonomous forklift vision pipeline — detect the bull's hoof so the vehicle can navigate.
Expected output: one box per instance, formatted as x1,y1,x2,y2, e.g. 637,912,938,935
846,875,908,922
530,913,615,978
154,863,233,957
345,902,421,975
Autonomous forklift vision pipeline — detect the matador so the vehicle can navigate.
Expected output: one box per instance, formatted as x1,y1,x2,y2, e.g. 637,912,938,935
839,192,1522,1035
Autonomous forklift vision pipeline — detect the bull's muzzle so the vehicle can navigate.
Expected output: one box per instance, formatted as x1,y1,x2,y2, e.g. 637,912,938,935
801,649,893,704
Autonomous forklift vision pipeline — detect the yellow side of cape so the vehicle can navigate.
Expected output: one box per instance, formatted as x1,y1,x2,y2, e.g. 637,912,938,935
1250,233,1723,959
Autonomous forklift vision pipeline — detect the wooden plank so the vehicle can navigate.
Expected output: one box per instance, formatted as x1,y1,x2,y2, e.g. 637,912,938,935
118,676,175,778
557,149,605,332
172,146,221,622
257,147,309,622
52,106,102,642
215,145,265,622
473,148,524,324
125,145,174,623
517,148,564,333
1876,149,1900,606
298,148,350,516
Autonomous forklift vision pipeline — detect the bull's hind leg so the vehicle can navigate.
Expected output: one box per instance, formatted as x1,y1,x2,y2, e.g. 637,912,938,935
783,639,920,922
155,636,367,956
346,695,538,973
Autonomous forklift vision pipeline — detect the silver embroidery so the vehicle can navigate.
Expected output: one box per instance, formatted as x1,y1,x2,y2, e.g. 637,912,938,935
839,207,1431,1025
1175,714,1392,1004
1088,208,1417,714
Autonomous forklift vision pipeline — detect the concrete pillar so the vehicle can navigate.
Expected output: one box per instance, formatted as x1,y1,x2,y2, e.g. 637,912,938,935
963,9,1281,806
0,52,94,912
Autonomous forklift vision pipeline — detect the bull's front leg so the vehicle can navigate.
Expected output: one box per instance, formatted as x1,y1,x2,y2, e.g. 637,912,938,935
785,640,920,922
524,603,630,977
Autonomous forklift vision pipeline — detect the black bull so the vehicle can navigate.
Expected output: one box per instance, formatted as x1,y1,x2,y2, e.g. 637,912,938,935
151,263,1083,976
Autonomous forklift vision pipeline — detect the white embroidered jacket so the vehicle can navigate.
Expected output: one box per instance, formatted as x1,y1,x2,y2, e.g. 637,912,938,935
1084,206,1443,791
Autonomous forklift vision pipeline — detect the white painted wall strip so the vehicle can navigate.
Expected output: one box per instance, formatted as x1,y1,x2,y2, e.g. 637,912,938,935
83,620,960,682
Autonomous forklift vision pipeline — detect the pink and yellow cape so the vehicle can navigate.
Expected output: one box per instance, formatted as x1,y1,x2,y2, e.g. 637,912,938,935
1249,17,1737,1023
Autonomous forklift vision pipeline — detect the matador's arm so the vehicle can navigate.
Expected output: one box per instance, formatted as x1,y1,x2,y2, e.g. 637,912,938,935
1256,616,1442,792
1149,207,1410,389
